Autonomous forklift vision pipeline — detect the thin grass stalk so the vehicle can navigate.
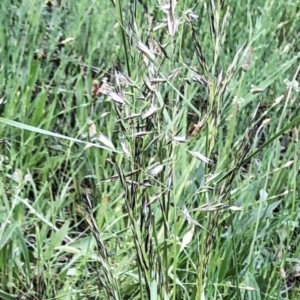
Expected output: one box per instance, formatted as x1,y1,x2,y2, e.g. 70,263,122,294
190,2,227,295
83,192,121,300
114,0,132,79
156,141,170,295
112,158,152,296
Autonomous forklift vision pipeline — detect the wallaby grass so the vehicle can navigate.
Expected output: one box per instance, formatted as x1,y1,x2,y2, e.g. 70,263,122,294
0,0,300,299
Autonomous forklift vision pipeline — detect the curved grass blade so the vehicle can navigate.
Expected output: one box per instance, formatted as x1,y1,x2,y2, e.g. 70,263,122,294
0,117,121,153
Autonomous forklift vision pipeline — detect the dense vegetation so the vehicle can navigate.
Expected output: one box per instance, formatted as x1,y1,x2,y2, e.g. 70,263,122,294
0,0,300,299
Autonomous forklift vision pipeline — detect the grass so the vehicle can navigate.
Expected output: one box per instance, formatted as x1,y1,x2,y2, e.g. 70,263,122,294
0,0,300,299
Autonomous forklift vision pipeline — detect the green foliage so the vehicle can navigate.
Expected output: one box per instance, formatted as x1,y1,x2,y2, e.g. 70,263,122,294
0,0,300,299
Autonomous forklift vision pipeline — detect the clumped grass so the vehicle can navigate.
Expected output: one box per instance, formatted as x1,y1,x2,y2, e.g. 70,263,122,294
0,0,300,299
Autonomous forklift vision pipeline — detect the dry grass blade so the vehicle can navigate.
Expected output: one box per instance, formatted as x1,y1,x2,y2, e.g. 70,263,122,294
120,140,131,157
131,131,154,138
87,119,97,137
98,133,116,151
167,1,180,37
58,37,75,45
242,47,254,72
189,151,213,165
106,90,127,105
148,37,169,59
142,105,161,119
146,164,164,177
180,226,195,252
114,69,134,87
171,135,187,143
136,41,156,61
